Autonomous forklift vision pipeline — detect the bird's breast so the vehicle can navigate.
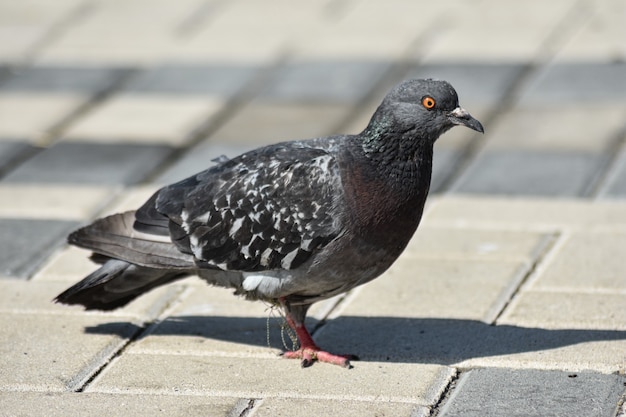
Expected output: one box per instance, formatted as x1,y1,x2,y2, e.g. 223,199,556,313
340,160,430,257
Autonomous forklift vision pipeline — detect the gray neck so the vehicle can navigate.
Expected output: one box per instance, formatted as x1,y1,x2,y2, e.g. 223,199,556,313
358,114,435,194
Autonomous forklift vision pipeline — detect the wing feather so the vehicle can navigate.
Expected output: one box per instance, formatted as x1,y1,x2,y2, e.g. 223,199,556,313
136,142,345,272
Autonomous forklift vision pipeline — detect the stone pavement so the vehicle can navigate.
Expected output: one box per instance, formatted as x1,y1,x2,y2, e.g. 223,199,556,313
0,0,625,416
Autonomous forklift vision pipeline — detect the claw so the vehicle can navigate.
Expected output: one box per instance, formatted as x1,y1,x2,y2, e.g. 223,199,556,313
282,347,356,368
279,298,357,368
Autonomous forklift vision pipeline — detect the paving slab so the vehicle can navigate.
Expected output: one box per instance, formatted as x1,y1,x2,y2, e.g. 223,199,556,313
2,141,172,185
406,226,549,262
124,63,259,97
0,313,138,392
170,3,288,65
318,315,626,372
260,60,389,103
598,148,626,199
125,284,284,358
498,291,626,330
0,391,241,417
252,397,428,417
155,142,256,185
291,0,451,60
210,102,350,145
100,185,160,213
439,368,625,417
0,278,183,320
175,0,354,63
0,93,84,139
0,184,114,220
64,94,222,145
455,328,626,374
120,281,338,358
0,276,190,392
0,140,31,172
37,0,206,65
339,256,528,323
520,62,626,105
555,0,625,61
0,0,84,62
431,148,462,193
293,28,410,63
33,246,106,283
530,231,626,291
423,0,574,62
89,354,454,406
483,105,624,151
453,150,605,197
0,65,127,94
0,218,79,278
424,196,626,230
314,259,529,361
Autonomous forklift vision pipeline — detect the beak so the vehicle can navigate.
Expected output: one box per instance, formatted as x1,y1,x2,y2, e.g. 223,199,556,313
448,107,484,133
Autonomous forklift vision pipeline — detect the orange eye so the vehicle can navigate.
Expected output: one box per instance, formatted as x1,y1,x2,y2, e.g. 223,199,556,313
422,96,436,109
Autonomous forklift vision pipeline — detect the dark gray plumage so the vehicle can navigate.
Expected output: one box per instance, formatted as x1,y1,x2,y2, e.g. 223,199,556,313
55,78,484,367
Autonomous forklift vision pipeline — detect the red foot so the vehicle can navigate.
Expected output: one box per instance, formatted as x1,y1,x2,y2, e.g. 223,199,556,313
280,304,358,368
282,347,357,368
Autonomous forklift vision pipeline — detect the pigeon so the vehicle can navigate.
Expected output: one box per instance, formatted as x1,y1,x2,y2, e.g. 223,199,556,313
55,78,483,368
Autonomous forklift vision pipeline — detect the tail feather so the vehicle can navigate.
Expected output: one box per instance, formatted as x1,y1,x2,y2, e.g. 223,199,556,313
58,211,196,310
54,259,186,310
69,211,195,269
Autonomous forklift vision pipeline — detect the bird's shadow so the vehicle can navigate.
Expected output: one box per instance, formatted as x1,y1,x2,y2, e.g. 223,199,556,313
86,315,626,365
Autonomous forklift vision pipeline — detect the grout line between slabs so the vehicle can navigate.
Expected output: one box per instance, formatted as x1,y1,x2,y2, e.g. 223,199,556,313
175,0,229,38
616,393,626,417
231,398,261,417
39,67,143,146
0,144,42,181
590,124,626,200
487,230,562,325
428,368,460,417
67,326,145,392
512,229,570,293
73,285,192,392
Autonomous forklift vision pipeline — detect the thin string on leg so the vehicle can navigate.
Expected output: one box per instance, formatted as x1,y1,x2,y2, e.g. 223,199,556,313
280,318,299,351
264,302,298,351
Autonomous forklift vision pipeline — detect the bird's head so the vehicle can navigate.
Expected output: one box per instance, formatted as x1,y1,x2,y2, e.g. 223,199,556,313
365,78,484,145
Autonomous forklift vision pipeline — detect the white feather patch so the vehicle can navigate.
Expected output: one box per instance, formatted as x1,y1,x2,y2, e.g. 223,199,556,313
242,273,283,296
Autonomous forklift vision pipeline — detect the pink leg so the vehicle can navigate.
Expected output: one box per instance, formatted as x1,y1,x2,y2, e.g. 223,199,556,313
281,307,357,368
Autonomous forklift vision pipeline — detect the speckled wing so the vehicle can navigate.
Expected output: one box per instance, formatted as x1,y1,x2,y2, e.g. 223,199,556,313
135,143,344,272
